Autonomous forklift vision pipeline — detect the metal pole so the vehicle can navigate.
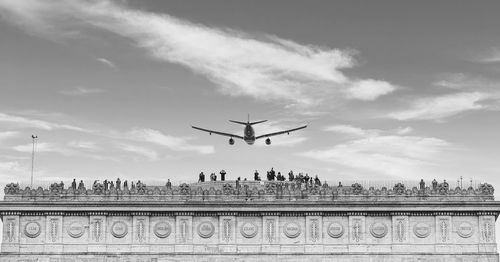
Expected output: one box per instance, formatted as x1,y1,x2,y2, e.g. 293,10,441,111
31,135,37,188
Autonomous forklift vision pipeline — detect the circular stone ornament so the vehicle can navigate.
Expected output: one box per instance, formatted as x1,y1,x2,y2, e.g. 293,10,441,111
457,222,474,238
154,222,172,238
24,222,41,238
67,222,85,238
197,221,215,238
327,222,344,238
283,222,301,238
370,222,388,238
413,223,431,238
111,221,128,238
240,222,258,238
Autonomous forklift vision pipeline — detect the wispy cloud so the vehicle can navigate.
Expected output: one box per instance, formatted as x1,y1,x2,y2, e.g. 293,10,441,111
116,143,159,161
474,47,500,63
59,86,105,96
126,128,214,154
0,0,397,107
300,125,451,178
0,112,89,132
385,92,494,121
0,131,19,143
96,57,115,68
324,125,379,137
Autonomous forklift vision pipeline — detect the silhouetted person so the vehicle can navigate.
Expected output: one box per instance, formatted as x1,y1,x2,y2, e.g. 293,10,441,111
304,174,310,183
288,171,294,181
123,180,128,190
443,180,449,189
116,178,121,190
210,173,217,181
199,172,205,182
220,170,226,181
314,176,321,186
432,179,438,190
71,179,77,190
78,180,85,190
419,179,425,190
237,177,241,181
110,181,115,190
131,181,136,190
104,179,108,191
254,170,260,181
166,179,172,189
338,182,343,187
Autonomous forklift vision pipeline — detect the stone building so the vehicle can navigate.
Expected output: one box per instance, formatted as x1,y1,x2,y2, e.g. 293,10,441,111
0,179,499,261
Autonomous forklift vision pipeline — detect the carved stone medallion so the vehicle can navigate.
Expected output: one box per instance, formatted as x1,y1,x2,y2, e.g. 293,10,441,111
413,222,431,238
240,222,258,238
67,222,85,238
111,221,128,238
24,221,41,238
283,222,301,238
197,221,215,238
327,222,344,238
457,222,474,238
154,222,172,238
370,222,388,238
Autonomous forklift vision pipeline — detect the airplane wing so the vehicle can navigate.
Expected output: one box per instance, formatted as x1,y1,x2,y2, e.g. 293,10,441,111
192,126,244,139
255,125,307,139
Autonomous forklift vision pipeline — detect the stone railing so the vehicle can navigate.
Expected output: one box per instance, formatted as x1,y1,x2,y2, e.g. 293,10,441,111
3,180,495,202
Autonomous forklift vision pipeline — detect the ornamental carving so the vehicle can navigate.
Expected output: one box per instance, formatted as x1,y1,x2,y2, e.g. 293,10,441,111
265,183,277,194
352,220,361,242
24,221,41,238
327,222,344,238
6,220,16,242
67,222,85,238
482,220,493,242
283,222,301,238
439,219,449,242
351,183,363,195
265,219,275,243
92,219,103,242
197,221,215,238
457,222,474,238
395,219,406,242
222,219,232,242
180,219,188,243
479,183,494,195
136,219,146,243
413,223,431,238
153,222,172,238
240,222,258,238
310,219,319,242
223,184,233,195
4,183,19,194
370,222,388,238
50,218,58,242
92,183,104,194
393,183,405,195
111,221,128,238
179,183,190,195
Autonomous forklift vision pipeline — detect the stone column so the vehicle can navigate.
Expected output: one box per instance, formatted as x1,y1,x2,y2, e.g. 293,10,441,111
175,214,193,253
45,215,63,253
479,215,497,253
262,215,279,253
305,215,323,253
88,215,106,252
1,215,19,253
435,215,452,252
219,215,236,252
348,215,366,252
392,215,410,252
132,215,150,252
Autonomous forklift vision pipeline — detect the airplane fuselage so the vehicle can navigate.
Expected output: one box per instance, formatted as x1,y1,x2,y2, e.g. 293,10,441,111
243,124,255,145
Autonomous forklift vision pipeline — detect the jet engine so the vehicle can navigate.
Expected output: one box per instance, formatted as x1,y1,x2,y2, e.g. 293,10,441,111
265,138,271,145
229,138,235,145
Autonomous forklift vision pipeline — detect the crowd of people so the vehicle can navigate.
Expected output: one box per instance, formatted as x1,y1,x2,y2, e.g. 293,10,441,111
197,168,322,187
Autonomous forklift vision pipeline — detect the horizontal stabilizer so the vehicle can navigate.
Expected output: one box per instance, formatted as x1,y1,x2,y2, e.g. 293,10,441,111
229,120,248,125
249,120,267,125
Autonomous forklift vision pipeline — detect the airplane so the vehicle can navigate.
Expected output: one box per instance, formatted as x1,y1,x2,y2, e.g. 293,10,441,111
192,115,307,145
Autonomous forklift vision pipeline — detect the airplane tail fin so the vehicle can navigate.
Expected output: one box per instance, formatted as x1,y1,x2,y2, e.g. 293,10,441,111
229,120,248,125
249,120,267,125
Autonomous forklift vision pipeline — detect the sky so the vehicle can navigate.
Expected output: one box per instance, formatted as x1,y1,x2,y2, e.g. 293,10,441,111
0,0,500,192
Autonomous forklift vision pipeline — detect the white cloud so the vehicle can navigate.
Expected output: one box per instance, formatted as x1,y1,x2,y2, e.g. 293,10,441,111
252,121,308,147
396,126,413,135
0,0,396,107
299,135,450,179
0,112,89,132
13,142,73,155
345,79,397,101
67,141,99,151
324,125,379,137
0,131,18,143
386,92,489,121
96,57,115,68
116,143,159,161
475,47,500,63
126,128,214,154
59,86,105,96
